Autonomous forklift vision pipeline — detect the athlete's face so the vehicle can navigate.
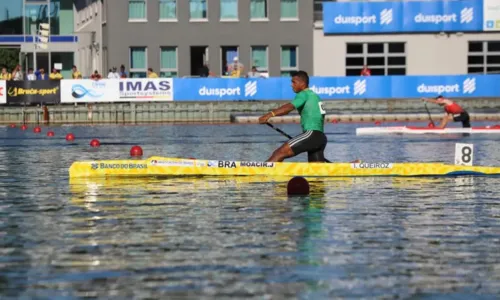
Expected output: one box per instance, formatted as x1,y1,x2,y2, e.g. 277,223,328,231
291,77,305,93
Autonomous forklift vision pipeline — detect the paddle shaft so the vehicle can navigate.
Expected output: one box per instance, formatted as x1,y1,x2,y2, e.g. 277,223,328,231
265,123,332,163
425,104,435,126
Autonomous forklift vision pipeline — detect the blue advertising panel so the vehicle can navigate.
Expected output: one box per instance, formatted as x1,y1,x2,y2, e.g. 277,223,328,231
323,0,483,34
322,1,403,34
172,75,500,101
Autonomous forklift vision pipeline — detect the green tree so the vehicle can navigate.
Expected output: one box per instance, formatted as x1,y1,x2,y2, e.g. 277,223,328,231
0,48,20,71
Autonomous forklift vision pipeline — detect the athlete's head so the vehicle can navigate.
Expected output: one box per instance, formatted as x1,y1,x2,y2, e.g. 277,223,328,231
435,95,446,105
291,70,309,93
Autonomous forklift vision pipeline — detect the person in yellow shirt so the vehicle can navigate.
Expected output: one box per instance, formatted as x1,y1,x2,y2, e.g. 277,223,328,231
0,67,12,80
72,65,82,79
147,68,158,78
49,68,63,80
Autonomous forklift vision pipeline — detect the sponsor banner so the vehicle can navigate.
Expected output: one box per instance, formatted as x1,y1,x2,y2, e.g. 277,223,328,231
323,0,483,34
60,79,120,103
484,0,500,31
390,75,499,98
172,75,500,100
119,78,173,101
6,80,60,105
0,80,5,104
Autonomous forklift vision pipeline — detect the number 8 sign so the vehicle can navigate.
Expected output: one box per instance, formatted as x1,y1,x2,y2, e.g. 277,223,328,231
455,143,474,166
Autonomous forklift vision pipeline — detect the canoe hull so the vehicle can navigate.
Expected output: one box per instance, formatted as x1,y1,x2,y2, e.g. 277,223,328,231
356,126,500,135
68,157,500,178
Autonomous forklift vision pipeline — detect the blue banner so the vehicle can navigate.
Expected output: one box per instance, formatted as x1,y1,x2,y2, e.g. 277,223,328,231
323,0,483,34
172,75,500,101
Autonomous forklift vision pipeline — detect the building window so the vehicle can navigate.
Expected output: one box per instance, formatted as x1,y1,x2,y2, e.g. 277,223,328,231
160,47,178,77
130,47,147,78
281,46,298,76
281,0,298,20
313,0,334,21
159,0,177,20
190,0,207,20
345,42,406,76
129,0,146,21
250,0,267,20
25,2,49,35
251,46,268,72
467,41,500,74
220,0,238,20
50,0,75,35
1,0,23,33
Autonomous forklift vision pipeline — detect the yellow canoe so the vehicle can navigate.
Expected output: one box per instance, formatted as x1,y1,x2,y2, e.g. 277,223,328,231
68,156,500,178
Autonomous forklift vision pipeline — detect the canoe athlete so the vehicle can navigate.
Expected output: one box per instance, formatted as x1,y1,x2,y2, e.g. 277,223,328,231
258,70,327,162
422,95,470,128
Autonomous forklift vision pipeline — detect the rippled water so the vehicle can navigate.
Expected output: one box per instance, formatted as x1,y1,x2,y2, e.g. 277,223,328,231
1,122,500,299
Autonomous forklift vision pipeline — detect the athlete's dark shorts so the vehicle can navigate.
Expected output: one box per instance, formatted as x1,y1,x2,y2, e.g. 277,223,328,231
287,130,328,162
452,112,470,128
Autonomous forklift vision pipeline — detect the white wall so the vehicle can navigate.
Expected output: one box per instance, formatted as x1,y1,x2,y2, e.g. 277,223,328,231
74,0,103,77
313,27,500,76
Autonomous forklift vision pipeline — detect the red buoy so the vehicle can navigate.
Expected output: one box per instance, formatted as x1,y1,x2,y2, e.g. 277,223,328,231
21,125,28,131
374,121,382,126
90,139,100,148
47,131,55,137
428,122,435,128
188,157,196,160
66,133,75,141
33,126,42,133
287,176,310,196
332,119,339,124
130,145,143,157
9,124,16,128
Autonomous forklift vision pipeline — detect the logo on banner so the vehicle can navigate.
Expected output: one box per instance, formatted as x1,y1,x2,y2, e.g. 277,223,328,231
380,9,393,25
71,82,105,99
199,86,241,97
8,86,59,97
460,8,474,24
353,80,366,96
119,79,172,100
244,81,257,97
462,78,476,94
0,86,3,96
310,85,350,96
334,14,377,26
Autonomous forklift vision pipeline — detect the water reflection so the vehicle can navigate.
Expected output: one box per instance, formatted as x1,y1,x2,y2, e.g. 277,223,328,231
1,123,500,298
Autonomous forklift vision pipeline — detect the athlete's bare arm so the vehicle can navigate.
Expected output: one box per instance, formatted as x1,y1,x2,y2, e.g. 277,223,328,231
439,113,452,129
259,103,295,124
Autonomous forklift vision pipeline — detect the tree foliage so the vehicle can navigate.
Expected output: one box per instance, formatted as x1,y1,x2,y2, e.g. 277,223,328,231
0,48,20,71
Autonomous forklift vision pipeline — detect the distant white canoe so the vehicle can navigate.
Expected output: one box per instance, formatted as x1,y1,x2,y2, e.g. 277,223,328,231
356,125,500,135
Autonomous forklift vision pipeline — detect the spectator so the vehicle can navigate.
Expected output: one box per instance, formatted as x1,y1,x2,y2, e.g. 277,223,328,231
90,70,102,80
199,63,210,77
147,67,158,78
107,67,120,79
228,57,244,78
72,65,82,79
0,67,11,80
119,65,128,78
49,68,63,80
26,68,36,81
11,65,22,81
35,68,48,80
360,65,371,76
247,66,261,78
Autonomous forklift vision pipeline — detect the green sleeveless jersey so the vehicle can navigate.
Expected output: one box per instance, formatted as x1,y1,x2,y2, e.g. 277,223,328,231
291,89,325,132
